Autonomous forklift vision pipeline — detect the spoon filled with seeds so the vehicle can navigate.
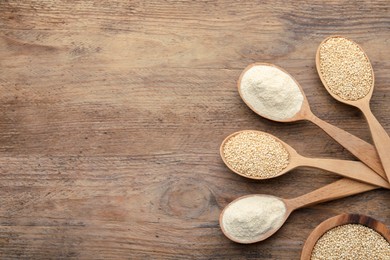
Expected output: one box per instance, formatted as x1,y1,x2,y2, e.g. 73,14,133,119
237,63,386,180
316,35,390,181
220,130,389,188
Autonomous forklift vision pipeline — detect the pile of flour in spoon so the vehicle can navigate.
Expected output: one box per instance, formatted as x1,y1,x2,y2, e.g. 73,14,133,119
221,195,287,243
239,65,304,121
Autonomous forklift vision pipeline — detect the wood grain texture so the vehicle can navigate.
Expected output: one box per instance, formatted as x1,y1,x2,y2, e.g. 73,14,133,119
0,0,389,259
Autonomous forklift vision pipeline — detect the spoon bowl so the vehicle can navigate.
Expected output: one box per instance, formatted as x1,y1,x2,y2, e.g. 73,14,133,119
219,130,296,180
219,194,290,244
237,62,310,123
316,35,375,105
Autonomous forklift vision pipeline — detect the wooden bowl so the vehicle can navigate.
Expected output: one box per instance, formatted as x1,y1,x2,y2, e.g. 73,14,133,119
300,214,390,260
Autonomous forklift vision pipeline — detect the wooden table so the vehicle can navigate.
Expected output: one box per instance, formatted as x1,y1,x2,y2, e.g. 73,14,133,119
1,1,389,259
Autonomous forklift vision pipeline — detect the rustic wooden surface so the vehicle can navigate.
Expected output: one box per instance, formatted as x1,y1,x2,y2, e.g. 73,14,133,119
0,1,389,259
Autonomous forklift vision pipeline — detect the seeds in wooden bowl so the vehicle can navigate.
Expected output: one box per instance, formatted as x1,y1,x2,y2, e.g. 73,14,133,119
318,37,373,101
222,131,289,178
310,224,390,260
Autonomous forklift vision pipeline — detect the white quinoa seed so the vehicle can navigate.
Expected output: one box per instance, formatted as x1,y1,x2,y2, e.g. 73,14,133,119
311,224,390,260
319,37,373,101
223,131,290,178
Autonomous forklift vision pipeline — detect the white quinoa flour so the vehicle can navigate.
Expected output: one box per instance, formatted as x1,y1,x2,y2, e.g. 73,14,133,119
221,195,287,243
240,65,304,121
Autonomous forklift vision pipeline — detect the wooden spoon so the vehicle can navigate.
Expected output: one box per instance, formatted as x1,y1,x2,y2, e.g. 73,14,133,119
316,35,390,181
219,178,378,244
220,130,390,188
301,213,390,260
237,63,386,180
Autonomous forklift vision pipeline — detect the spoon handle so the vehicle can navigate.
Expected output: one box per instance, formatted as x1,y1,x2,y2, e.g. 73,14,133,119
361,106,390,182
302,157,390,189
307,113,386,179
286,178,378,210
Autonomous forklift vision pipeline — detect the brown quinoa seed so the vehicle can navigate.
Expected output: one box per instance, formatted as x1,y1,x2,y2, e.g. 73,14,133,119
222,131,289,179
311,224,390,260
319,37,373,101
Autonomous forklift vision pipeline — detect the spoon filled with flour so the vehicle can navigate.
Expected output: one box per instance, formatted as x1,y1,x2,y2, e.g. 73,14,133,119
237,63,386,181
219,178,378,244
220,130,389,188
238,64,305,121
